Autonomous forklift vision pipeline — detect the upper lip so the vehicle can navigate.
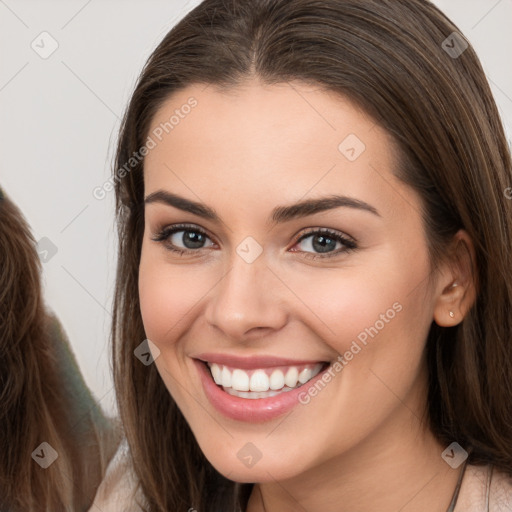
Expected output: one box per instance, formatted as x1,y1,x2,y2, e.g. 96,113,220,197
194,352,329,369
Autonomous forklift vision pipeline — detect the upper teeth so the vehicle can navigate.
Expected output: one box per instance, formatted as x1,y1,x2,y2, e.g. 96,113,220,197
207,363,323,392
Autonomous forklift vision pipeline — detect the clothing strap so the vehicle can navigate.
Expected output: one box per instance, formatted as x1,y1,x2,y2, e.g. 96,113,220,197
485,465,494,511
445,455,471,512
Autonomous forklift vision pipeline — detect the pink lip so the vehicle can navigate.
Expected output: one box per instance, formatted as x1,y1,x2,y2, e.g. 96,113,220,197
194,352,326,369
193,358,330,423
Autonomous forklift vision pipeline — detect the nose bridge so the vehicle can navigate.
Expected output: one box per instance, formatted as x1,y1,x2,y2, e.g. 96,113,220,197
204,247,287,339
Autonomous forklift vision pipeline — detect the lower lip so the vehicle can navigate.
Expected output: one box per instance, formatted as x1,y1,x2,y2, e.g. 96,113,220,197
194,359,330,422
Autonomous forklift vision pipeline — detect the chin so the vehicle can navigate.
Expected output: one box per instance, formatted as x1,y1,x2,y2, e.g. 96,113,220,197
196,436,315,484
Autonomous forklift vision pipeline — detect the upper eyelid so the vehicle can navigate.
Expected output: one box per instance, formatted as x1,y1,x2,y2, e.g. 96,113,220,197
154,223,355,248
158,223,216,242
296,227,355,242
155,223,350,237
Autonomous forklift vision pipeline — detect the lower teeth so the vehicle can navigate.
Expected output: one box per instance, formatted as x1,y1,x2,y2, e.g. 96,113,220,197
222,385,297,399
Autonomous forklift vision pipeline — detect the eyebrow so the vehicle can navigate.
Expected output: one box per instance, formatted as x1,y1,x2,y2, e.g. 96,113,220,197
144,190,380,224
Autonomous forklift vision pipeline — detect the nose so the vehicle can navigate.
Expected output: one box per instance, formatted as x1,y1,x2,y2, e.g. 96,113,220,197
203,253,288,341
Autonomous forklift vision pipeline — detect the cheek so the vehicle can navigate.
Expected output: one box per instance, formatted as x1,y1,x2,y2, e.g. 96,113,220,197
138,252,202,402
138,249,196,345
287,252,431,369
288,266,407,346
138,248,222,352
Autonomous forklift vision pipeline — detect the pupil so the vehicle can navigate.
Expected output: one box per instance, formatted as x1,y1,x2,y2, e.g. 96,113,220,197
183,231,205,249
313,235,336,253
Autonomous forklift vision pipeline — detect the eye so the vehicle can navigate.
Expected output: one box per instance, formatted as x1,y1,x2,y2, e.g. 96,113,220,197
151,223,215,255
291,228,357,259
151,224,357,259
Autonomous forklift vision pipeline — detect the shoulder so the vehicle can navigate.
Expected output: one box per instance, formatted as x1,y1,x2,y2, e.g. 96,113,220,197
87,438,147,512
489,465,512,511
455,463,512,512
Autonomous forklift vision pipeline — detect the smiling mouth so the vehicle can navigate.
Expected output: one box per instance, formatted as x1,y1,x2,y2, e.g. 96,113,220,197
205,361,330,399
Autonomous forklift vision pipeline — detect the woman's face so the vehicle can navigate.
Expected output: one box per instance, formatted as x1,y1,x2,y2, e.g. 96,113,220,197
139,80,442,482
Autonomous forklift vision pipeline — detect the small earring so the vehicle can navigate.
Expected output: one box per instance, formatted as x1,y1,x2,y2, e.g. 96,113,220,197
449,311,455,318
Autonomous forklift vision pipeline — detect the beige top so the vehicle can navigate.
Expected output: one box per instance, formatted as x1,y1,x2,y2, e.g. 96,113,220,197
87,439,146,512
455,463,512,511
88,440,512,511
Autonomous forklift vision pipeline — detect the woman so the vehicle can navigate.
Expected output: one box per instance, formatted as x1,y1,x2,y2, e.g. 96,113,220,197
0,186,121,511
90,0,512,510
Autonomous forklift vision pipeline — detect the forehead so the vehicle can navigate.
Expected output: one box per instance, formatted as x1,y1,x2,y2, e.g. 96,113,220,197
143,80,419,222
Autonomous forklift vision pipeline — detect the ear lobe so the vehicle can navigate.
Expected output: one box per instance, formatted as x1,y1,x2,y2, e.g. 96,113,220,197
433,230,477,327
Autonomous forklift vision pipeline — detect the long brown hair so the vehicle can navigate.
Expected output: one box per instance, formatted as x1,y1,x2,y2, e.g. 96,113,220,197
0,189,120,511
111,1,512,510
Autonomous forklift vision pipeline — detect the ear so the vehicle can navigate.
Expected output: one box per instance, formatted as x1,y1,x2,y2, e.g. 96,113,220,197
433,229,477,327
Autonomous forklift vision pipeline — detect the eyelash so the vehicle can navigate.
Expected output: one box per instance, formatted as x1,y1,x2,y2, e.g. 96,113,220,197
151,223,357,260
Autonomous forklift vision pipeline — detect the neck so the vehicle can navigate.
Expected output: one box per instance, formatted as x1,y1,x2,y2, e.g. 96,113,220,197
247,407,461,512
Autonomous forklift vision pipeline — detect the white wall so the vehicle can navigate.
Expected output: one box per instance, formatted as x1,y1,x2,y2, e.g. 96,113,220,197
1,0,511,417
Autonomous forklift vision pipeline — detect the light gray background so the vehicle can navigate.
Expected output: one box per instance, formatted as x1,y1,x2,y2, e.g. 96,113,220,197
1,0,511,417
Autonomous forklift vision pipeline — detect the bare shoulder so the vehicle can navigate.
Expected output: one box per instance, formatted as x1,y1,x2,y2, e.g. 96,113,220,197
87,438,147,512
454,463,512,512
